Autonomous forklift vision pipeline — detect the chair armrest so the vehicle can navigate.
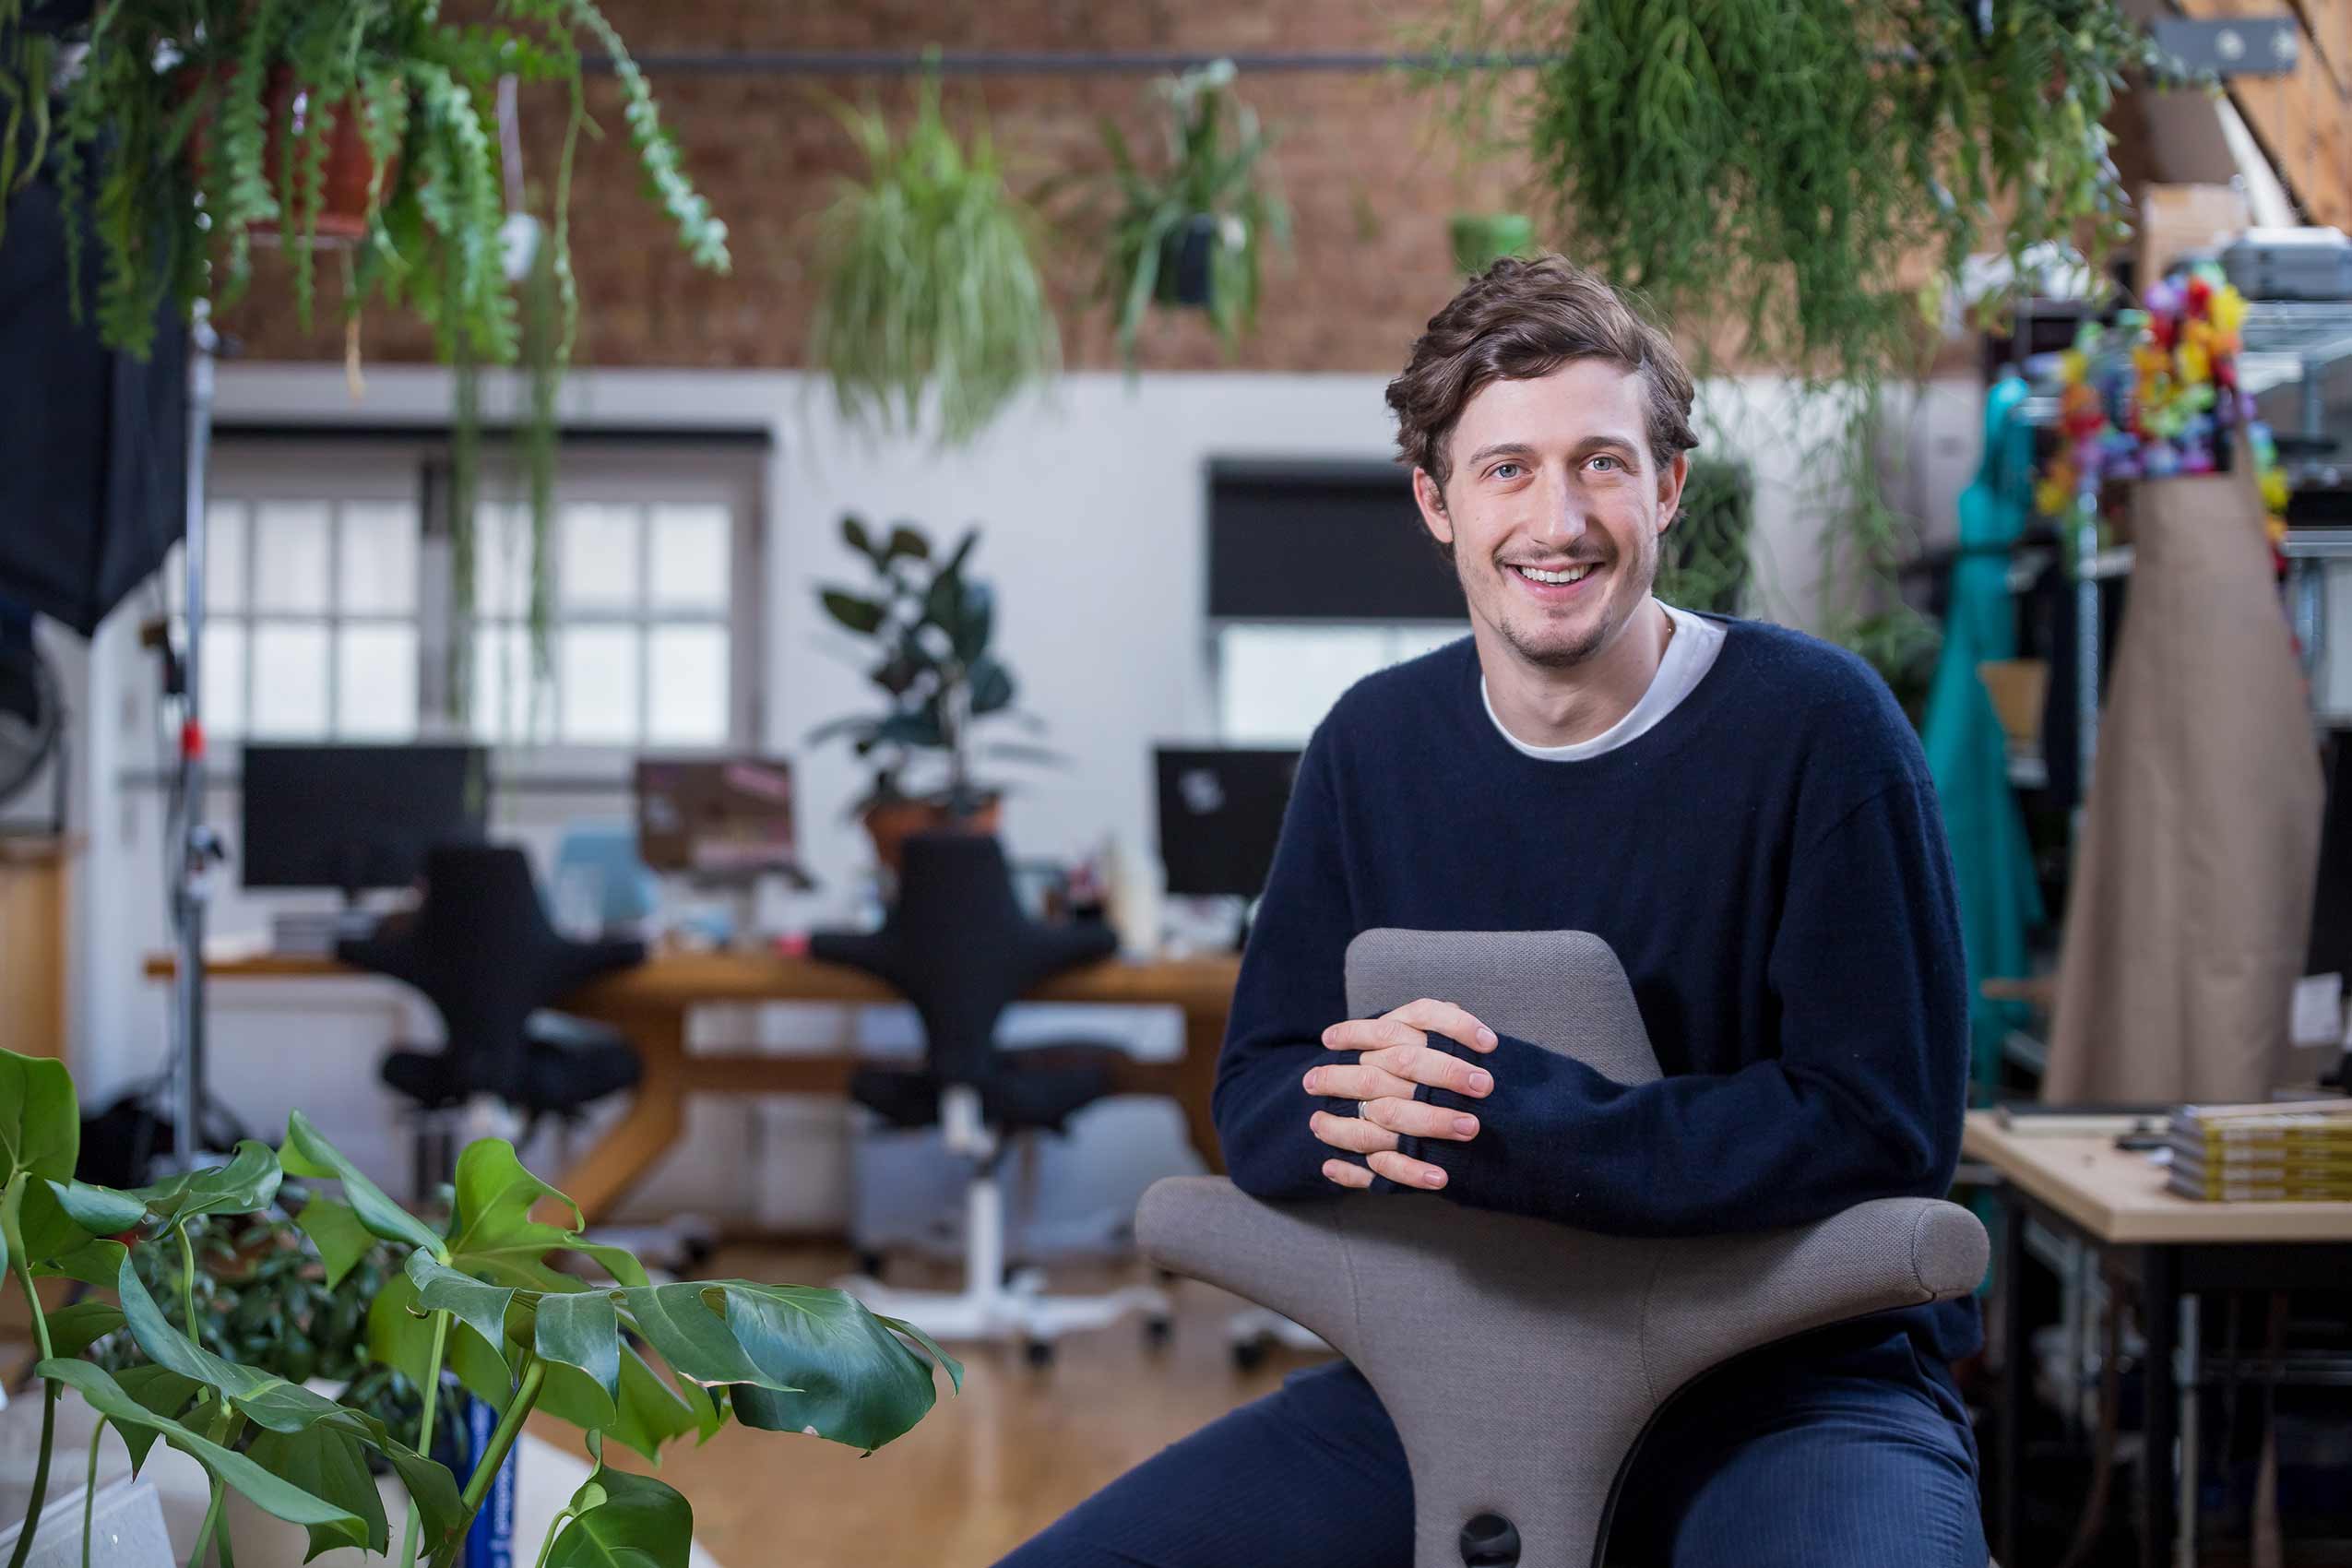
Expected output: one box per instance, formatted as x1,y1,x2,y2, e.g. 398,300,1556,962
1135,1178,1362,1357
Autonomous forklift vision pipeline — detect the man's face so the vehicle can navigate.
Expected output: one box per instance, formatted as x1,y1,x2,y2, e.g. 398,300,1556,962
1414,360,1686,670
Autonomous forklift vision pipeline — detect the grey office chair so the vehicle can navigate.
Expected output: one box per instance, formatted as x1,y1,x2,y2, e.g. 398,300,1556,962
1138,931,1990,1568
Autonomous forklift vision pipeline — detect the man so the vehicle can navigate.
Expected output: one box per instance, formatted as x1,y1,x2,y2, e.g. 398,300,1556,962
1000,256,1984,1566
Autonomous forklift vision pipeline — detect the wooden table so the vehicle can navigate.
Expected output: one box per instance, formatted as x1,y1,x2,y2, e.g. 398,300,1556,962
1965,1111,2352,1568
145,946,1241,1221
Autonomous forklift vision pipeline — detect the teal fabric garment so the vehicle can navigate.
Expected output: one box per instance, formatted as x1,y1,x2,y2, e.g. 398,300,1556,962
1921,374,2047,1101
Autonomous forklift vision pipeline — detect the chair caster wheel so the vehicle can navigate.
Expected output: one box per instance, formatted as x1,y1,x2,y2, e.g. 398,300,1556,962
1231,1336,1268,1372
1144,1314,1173,1349
1023,1337,1056,1369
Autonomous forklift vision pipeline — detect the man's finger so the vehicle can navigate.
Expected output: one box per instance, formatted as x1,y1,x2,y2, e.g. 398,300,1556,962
1320,1018,1426,1054
1302,1063,1418,1101
1322,1159,1374,1190
1362,1043,1495,1099
1384,997,1499,1054
1367,1148,1448,1190
1360,1096,1480,1142
1310,1110,1398,1155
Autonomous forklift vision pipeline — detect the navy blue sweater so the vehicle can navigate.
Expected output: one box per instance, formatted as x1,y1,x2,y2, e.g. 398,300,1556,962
1212,617,1979,1363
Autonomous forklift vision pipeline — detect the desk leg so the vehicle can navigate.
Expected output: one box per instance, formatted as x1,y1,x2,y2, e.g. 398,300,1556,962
561,1011,686,1224
2000,1193,2026,1568
2141,1248,2180,1568
1179,1011,1227,1176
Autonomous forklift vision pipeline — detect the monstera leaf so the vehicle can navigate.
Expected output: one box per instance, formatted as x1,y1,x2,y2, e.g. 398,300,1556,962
542,1434,693,1568
50,1139,283,1239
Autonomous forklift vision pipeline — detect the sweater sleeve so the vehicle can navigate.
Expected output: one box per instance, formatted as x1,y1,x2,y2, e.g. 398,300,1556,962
1408,774,1971,1235
1211,729,1378,1199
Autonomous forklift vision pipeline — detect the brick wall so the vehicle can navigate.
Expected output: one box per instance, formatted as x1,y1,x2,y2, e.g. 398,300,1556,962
225,0,1535,374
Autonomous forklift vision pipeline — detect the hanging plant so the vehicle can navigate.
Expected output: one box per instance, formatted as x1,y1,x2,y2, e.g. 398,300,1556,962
1090,58,1290,371
808,64,1059,448
1449,211,1536,276
1414,0,2166,688
1655,456,1753,616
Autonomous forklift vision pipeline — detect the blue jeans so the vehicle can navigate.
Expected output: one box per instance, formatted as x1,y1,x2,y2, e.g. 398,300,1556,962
994,1330,1987,1567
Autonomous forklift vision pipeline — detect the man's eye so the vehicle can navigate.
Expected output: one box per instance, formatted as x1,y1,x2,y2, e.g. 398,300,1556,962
1490,463,1522,481
1588,455,1621,473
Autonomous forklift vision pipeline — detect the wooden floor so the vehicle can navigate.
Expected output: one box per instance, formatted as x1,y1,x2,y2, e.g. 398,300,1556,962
544,1244,1331,1568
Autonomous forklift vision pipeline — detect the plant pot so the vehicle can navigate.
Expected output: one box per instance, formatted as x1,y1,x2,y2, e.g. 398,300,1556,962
1155,213,1218,308
1976,659,2049,748
1451,212,1536,275
184,66,394,243
861,794,1003,875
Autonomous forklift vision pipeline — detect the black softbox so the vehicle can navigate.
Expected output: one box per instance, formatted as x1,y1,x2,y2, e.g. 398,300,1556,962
0,119,186,636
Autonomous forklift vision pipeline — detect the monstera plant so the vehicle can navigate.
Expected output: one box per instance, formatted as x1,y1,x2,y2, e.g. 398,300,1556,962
0,1049,957,1568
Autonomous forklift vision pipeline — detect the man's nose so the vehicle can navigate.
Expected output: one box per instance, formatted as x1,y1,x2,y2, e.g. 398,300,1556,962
1538,476,1590,542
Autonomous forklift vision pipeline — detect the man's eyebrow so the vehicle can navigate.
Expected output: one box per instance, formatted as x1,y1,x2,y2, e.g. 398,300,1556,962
1460,441,1537,469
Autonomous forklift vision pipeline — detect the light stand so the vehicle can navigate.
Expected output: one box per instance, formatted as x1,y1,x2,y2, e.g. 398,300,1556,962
169,301,220,1171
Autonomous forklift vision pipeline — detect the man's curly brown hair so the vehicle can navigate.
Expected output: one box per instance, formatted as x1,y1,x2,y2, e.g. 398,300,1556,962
1384,255,1699,502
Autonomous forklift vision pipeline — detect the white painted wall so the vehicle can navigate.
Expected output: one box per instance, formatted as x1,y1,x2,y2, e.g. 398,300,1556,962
57,362,1982,1223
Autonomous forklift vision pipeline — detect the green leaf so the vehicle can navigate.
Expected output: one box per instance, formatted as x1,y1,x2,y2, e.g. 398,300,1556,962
613,1285,793,1396
41,1360,370,1551
536,1340,706,1462
543,1437,693,1568
0,1048,79,1187
281,1112,446,1260
535,1289,622,1414
295,1197,375,1289
43,1299,125,1358
967,655,1014,716
840,514,878,563
884,525,931,562
18,1177,116,1281
116,1254,346,1433
444,1141,647,1291
950,582,993,664
707,1282,956,1453
247,1427,391,1560
44,1182,147,1237
407,1253,519,1357
820,589,886,636
108,1367,203,1473
32,1233,127,1289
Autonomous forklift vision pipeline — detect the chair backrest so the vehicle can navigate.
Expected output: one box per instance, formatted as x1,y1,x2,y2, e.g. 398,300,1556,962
809,832,1116,1083
338,843,642,1099
1137,930,1988,1568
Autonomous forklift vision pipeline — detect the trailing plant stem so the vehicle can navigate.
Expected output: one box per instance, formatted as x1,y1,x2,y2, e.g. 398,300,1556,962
395,1312,452,1568
6,1235,57,1568
528,1507,579,1568
177,1226,199,1341
81,1420,106,1568
193,1478,224,1568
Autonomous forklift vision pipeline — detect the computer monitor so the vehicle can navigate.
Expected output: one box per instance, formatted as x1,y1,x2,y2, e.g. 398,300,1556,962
1155,746,1302,899
633,755,811,887
239,743,490,899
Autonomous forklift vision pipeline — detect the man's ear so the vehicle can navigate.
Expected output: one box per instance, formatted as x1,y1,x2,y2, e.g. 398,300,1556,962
1412,468,1454,548
1654,452,1689,533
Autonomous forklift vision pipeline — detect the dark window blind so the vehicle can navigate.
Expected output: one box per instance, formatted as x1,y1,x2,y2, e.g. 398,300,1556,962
1206,458,1465,621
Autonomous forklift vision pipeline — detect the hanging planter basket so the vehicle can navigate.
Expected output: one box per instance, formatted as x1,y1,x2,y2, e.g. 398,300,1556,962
1450,212,1536,276
182,66,394,244
1154,212,1220,307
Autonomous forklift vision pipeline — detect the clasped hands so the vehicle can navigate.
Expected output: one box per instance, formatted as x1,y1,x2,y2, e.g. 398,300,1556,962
1304,998,1496,1191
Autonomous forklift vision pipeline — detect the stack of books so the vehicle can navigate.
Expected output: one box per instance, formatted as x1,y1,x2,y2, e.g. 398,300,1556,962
2167,1100,2352,1202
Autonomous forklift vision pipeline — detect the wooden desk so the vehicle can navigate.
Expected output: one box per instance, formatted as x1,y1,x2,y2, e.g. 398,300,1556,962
1965,1110,2352,1568
1,836,76,1061
145,946,1241,1221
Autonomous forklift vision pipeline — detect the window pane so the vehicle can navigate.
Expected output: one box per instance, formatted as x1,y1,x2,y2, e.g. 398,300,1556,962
339,503,418,613
472,504,534,623
336,625,418,740
1385,624,1467,663
198,622,245,739
646,624,728,744
560,505,641,612
1218,625,1392,743
648,505,730,611
207,503,247,612
469,625,553,745
559,627,640,743
247,623,330,736
251,503,332,613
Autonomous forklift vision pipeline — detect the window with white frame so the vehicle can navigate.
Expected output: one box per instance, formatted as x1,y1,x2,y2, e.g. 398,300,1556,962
1216,622,1466,742
176,437,762,759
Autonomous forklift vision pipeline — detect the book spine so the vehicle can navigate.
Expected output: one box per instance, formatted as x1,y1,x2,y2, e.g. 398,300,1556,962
463,1395,517,1568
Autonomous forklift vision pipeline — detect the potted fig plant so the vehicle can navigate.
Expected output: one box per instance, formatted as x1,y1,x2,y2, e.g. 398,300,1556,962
0,1048,957,1568
808,515,1061,873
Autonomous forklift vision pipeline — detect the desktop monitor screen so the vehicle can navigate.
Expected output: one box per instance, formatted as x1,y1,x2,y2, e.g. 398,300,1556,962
634,755,807,885
1155,747,1302,899
239,743,490,896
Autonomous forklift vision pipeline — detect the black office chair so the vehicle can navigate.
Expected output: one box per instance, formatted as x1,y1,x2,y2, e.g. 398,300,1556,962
337,843,647,1203
810,831,1170,1360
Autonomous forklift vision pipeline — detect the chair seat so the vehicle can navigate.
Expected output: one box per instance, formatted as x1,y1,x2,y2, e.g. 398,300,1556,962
382,1024,641,1115
851,1042,1126,1134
